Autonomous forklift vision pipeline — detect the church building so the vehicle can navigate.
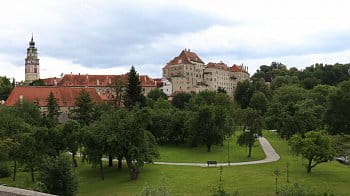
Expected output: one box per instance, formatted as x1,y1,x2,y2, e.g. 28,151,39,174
24,35,40,84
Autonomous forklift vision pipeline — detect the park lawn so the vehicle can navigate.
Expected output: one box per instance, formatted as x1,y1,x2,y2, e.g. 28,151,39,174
157,133,265,163
1,131,350,195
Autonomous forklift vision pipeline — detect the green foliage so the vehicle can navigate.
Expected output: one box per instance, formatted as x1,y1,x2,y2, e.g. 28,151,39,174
171,92,192,109
45,91,60,121
271,75,299,90
217,87,227,94
125,66,146,108
324,81,350,135
236,108,264,157
290,131,338,173
188,105,225,152
250,92,267,114
71,89,94,125
39,155,78,196
13,100,42,126
147,88,167,101
29,79,46,86
0,162,10,177
0,76,13,101
234,80,254,109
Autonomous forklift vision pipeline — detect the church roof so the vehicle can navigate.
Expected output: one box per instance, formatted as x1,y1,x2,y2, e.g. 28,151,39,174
163,49,204,69
5,86,102,107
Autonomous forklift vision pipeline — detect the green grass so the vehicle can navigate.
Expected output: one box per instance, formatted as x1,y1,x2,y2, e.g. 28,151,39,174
157,134,265,163
1,131,350,195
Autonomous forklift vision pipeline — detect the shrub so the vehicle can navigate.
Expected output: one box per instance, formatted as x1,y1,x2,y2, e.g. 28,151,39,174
38,155,78,196
0,162,10,178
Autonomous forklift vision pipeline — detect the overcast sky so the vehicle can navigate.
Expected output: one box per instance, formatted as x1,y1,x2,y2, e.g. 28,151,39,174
1,0,350,81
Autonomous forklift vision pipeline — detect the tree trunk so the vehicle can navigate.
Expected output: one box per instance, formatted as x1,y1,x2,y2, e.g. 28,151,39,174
100,159,104,180
117,156,123,169
31,167,35,182
275,177,278,194
126,158,139,180
12,160,16,181
108,154,113,167
248,142,252,158
72,152,78,167
207,144,211,152
306,159,312,173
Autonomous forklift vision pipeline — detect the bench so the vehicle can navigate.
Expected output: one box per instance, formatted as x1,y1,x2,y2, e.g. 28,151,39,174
207,160,217,167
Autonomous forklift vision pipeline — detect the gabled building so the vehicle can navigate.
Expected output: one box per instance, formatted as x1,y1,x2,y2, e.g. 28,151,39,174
5,86,103,122
163,49,250,97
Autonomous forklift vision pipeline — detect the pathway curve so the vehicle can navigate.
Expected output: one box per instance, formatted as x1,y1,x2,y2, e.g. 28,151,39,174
153,137,280,167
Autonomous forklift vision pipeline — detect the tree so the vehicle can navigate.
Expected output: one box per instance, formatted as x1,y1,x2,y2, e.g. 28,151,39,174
188,105,224,152
324,81,350,135
110,76,127,107
147,88,167,101
0,76,13,101
171,92,192,109
71,89,94,126
45,91,60,123
236,108,264,157
119,108,159,180
250,92,267,114
234,80,254,109
61,120,81,167
0,106,30,181
13,100,43,126
39,155,78,196
290,131,338,173
124,66,145,108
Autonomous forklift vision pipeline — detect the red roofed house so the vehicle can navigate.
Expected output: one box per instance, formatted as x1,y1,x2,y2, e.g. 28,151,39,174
163,49,250,97
5,86,102,122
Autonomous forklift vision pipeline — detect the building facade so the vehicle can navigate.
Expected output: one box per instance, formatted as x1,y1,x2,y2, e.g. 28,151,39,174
163,49,250,97
5,86,102,123
25,36,40,84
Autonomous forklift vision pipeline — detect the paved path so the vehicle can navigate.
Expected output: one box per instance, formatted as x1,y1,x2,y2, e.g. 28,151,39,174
153,137,280,167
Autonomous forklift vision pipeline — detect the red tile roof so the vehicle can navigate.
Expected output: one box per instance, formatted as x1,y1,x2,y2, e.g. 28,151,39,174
163,49,204,69
206,62,230,71
42,77,62,86
5,86,102,107
58,74,156,87
230,64,244,72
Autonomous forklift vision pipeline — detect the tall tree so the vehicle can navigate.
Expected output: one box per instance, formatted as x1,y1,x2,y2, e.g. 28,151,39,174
124,66,145,108
171,92,192,109
46,91,60,122
72,89,94,126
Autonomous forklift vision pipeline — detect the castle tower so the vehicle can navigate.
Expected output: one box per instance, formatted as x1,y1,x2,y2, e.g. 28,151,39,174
25,35,40,83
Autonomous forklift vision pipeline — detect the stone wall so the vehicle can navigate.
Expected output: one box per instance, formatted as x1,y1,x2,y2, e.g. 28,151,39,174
0,185,55,196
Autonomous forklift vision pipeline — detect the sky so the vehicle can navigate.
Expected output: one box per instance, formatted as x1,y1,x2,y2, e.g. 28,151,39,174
1,0,350,81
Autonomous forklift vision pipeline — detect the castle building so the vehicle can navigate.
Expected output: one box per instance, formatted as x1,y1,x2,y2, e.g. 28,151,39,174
163,49,249,97
25,35,40,84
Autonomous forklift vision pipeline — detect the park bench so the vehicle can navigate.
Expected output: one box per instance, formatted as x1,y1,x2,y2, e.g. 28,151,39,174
207,160,217,167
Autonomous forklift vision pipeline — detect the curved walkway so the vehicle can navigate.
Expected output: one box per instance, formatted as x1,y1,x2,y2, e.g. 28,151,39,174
153,137,280,167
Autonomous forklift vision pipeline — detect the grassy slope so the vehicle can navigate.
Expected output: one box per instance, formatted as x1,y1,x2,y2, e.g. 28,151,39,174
157,134,265,163
1,131,350,196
